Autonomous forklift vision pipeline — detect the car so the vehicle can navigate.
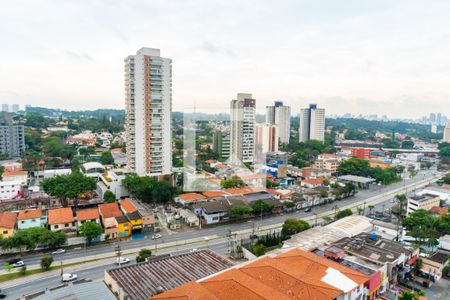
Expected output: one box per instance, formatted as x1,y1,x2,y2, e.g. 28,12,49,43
62,273,77,282
304,208,312,213
116,257,130,265
249,234,258,239
151,234,162,240
0,289,6,299
12,260,25,268
189,248,198,253
7,258,22,265
52,248,66,255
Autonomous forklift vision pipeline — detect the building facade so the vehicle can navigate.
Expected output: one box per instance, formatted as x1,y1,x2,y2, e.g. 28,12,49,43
230,93,256,163
212,130,230,160
406,194,441,216
443,125,450,143
266,101,291,144
125,47,172,176
299,104,325,143
255,123,279,153
0,124,25,158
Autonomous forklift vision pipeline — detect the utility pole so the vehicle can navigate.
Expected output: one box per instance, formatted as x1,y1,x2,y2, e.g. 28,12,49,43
115,242,122,267
60,261,63,282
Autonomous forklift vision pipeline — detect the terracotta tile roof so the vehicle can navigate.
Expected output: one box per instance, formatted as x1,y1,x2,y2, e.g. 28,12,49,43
120,199,138,213
178,193,206,202
76,208,100,221
202,190,229,198
48,207,74,225
215,164,229,169
17,209,42,220
110,148,123,153
430,206,448,216
301,177,325,185
0,211,17,229
99,203,123,219
225,187,255,195
152,248,370,300
442,184,450,190
204,159,216,164
3,170,27,177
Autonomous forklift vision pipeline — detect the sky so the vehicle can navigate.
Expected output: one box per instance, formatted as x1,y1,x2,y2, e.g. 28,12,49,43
1,0,450,119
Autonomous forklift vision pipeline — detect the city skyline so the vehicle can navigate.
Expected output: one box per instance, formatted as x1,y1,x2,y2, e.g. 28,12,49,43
1,1,450,118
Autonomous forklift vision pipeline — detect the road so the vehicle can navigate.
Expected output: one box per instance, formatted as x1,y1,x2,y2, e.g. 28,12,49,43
0,169,441,299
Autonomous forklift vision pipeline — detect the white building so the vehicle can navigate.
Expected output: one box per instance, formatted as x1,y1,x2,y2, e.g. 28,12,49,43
255,123,278,153
299,104,325,143
406,194,441,216
0,180,22,200
230,93,256,163
125,47,172,177
266,101,291,144
444,125,450,143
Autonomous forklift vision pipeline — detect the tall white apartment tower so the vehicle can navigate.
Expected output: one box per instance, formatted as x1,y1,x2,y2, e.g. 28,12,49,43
266,101,291,144
299,104,325,143
230,93,256,164
125,47,172,177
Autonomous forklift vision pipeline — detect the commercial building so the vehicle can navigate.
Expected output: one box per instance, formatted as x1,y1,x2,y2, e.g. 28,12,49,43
420,251,449,282
153,248,370,300
0,118,25,158
266,101,291,144
212,130,230,160
125,47,172,176
444,125,450,143
230,93,256,163
351,148,372,160
406,194,441,216
104,249,233,300
299,104,325,142
255,123,278,153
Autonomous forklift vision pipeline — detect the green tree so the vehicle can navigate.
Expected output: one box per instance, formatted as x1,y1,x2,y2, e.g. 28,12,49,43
103,190,116,203
250,243,267,256
0,165,4,180
336,209,353,219
403,210,440,248
42,171,96,207
401,140,415,149
443,173,450,184
136,248,152,263
281,218,310,237
40,256,54,271
228,206,252,219
100,151,114,165
339,157,372,177
78,221,102,245
252,200,274,214
220,177,245,188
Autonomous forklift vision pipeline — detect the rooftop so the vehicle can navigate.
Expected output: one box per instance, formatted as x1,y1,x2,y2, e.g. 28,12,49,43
426,251,449,264
76,208,100,221
430,206,448,216
152,248,369,300
47,207,74,225
17,208,42,220
106,249,233,300
202,190,230,198
33,281,115,300
99,203,123,219
178,192,206,202
0,211,17,229
409,193,439,202
120,199,138,213
338,175,375,184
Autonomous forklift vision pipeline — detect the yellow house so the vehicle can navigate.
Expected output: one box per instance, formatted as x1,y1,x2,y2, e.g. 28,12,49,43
116,216,131,237
0,211,18,238
126,211,143,232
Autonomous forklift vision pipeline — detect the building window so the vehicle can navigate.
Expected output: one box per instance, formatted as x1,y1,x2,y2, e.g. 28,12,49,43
65,223,69,227
55,225,59,229
2,230,8,235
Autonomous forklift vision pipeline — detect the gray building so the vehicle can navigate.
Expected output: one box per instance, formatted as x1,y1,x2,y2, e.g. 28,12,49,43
0,115,25,158
213,130,230,160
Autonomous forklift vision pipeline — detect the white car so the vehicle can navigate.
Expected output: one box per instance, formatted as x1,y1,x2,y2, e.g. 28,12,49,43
62,273,77,282
151,234,162,240
52,249,66,255
12,260,25,268
189,248,198,253
116,257,130,265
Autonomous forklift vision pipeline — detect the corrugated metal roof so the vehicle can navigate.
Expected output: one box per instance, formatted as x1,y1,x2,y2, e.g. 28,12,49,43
107,249,233,300
33,281,115,300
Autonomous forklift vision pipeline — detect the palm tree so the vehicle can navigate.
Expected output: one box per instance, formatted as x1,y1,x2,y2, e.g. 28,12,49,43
333,204,339,218
368,205,375,216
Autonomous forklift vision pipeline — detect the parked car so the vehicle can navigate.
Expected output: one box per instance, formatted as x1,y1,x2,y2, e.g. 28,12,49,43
304,208,312,213
116,257,130,265
249,234,258,239
189,248,198,253
0,289,6,299
12,260,25,268
7,258,22,265
151,234,162,240
62,273,77,282
52,249,66,255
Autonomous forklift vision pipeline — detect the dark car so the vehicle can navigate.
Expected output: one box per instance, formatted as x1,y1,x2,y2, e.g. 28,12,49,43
249,234,258,239
0,289,6,298
304,208,312,213
7,258,22,265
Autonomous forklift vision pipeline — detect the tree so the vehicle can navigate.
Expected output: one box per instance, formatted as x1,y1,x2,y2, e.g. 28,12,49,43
78,221,102,245
252,200,274,214
265,179,280,188
338,157,372,177
103,190,116,203
401,140,415,149
40,256,54,271
100,151,114,165
443,173,450,185
228,206,252,219
220,177,245,188
336,209,353,219
0,165,4,180
136,248,152,263
44,231,67,249
42,171,96,207
403,210,440,248
398,290,426,300
250,243,267,256
281,218,310,237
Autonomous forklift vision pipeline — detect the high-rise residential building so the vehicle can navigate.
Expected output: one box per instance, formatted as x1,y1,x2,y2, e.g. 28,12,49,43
0,115,25,158
256,123,279,153
266,101,291,144
299,104,325,142
230,93,256,163
124,47,172,177
443,125,450,143
1,104,9,112
430,113,436,123
431,124,437,134
12,104,19,113
212,130,230,160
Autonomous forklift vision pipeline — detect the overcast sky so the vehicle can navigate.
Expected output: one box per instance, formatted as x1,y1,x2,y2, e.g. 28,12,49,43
1,0,450,119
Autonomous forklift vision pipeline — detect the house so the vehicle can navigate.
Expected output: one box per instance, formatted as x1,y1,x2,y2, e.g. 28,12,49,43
193,196,249,225
142,213,157,233
48,207,75,232
99,203,123,239
76,208,100,227
17,209,46,230
300,177,325,189
119,199,143,233
0,180,23,200
202,190,230,198
1,169,28,185
175,193,207,206
103,217,119,239
116,215,131,237
420,251,449,283
152,248,370,300
97,169,130,200
0,211,17,237
119,199,138,214
430,206,448,216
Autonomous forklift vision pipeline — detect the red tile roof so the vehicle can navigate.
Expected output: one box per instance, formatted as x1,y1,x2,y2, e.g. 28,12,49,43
0,211,17,229
48,208,74,225
178,193,206,202
152,248,370,300
76,208,100,221
225,187,255,195
301,177,325,185
17,209,42,220
120,199,138,213
202,190,229,198
430,206,448,216
99,203,123,219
